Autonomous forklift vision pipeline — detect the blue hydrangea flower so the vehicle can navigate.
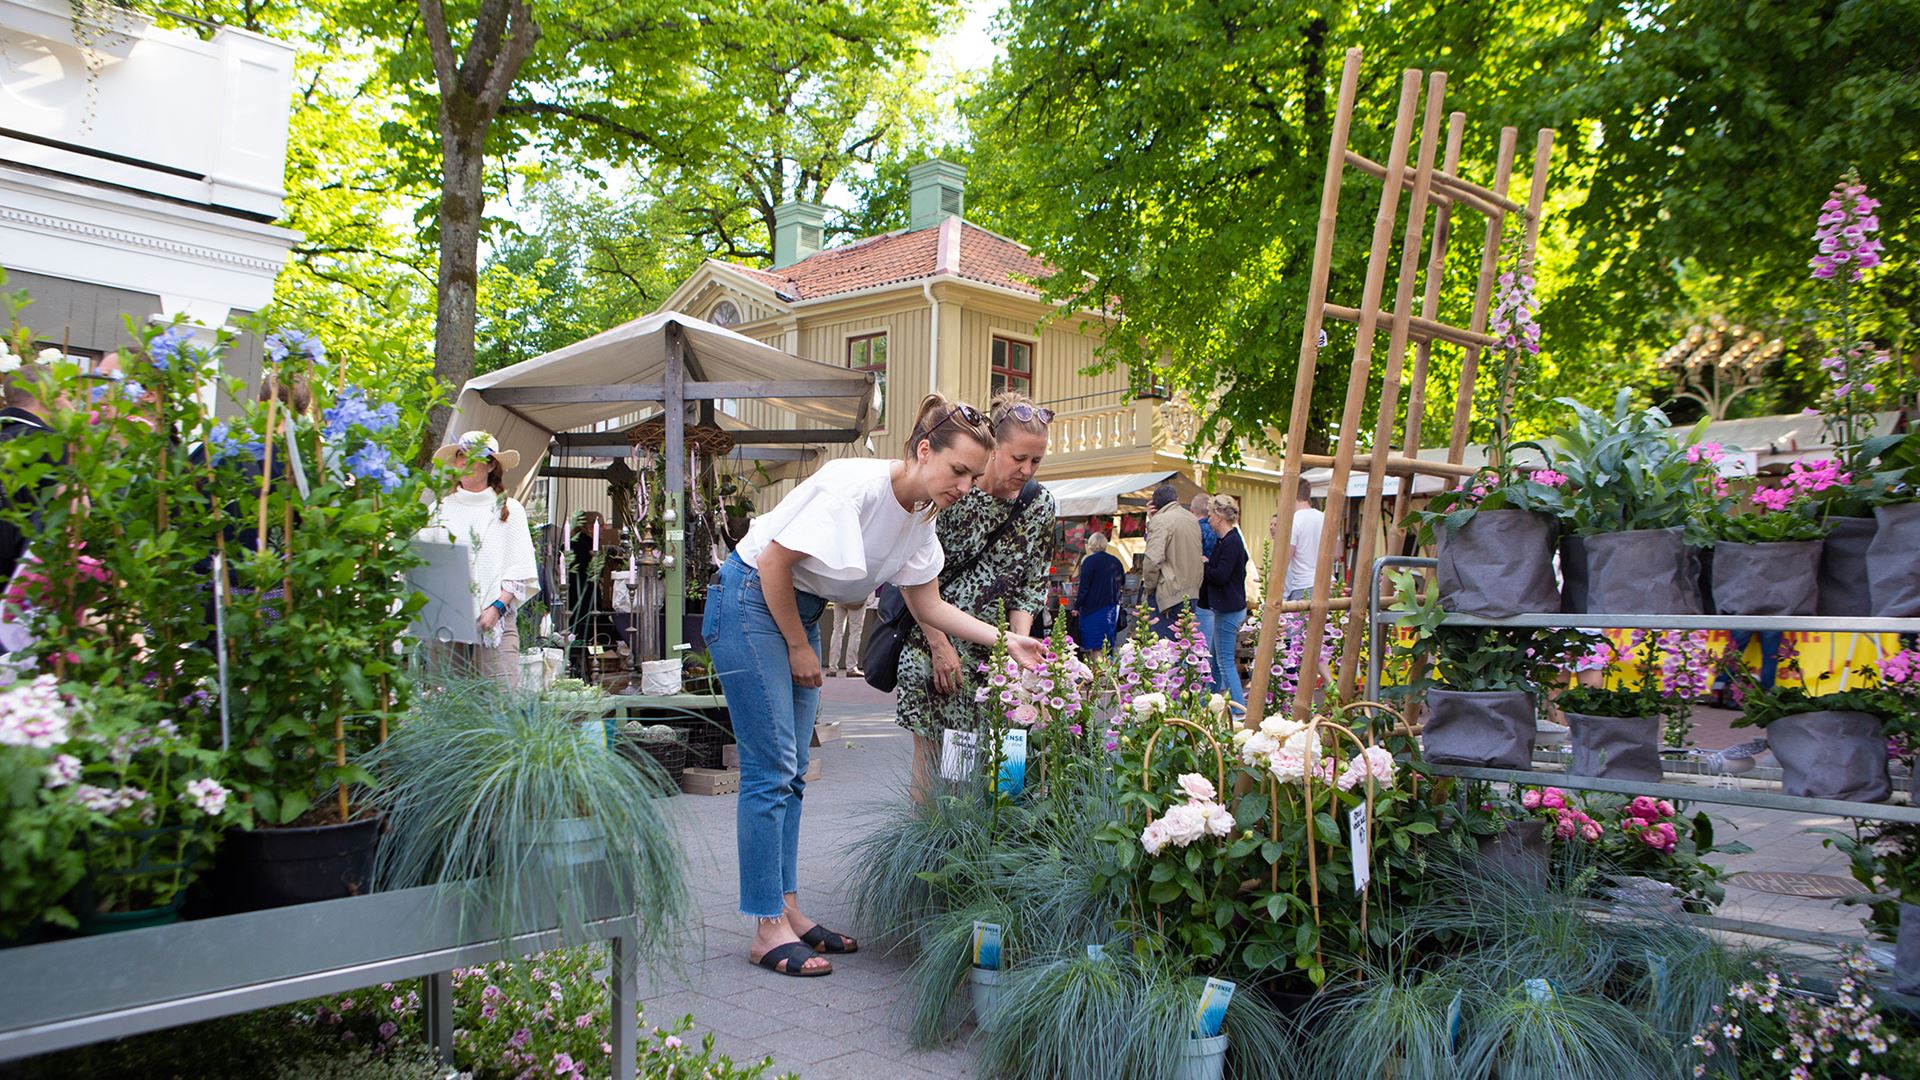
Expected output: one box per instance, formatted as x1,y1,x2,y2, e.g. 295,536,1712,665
264,329,326,367
147,324,195,372
207,422,264,466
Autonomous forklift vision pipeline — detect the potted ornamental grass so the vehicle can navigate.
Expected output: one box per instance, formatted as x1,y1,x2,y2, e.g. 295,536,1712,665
1699,459,1841,616
365,675,693,949
1527,390,1718,614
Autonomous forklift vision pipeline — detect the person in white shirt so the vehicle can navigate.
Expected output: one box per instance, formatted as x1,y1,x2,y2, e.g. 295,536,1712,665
421,431,540,686
1284,477,1325,601
711,394,1044,978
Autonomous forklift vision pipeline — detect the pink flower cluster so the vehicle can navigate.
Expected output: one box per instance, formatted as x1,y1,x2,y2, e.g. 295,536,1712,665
1820,343,1891,401
976,641,1092,730
1521,787,1603,841
1140,772,1234,855
0,674,70,750
1751,458,1854,512
1529,469,1568,488
1879,649,1920,695
1810,175,1884,282
1622,795,1679,854
1490,270,1542,355
1685,441,1725,465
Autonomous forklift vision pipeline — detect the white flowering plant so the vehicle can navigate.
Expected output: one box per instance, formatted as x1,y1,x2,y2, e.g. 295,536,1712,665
0,674,90,938
1687,950,1919,1079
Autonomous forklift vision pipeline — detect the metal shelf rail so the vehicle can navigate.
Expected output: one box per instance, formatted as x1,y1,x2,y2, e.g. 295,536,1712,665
1362,553,1920,818
0,877,650,1075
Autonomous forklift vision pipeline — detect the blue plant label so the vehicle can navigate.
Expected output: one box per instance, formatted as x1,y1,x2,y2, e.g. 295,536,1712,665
1349,804,1371,893
1192,976,1235,1038
1523,978,1555,1003
997,730,1028,796
1446,990,1463,1052
1086,943,1105,961
1647,951,1669,1008
940,729,980,782
972,920,1003,970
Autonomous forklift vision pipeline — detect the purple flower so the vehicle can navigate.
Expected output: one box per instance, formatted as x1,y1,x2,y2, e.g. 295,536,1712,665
345,442,410,493
322,386,401,442
510,1028,531,1048
146,324,195,372
378,1021,398,1040
1810,173,1885,283
206,422,264,467
264,329,326,367
551,1053,575,1073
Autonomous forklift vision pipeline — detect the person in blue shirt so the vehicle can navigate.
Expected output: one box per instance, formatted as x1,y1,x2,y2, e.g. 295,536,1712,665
1072,531,1126,654
1189,494,1218,677
1200,495,1250,706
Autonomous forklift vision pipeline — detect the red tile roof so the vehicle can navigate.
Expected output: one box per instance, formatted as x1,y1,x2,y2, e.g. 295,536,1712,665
715,221,1054,302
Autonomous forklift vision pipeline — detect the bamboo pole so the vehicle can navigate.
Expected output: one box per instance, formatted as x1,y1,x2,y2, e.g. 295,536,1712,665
1321,304,1498,350
1390,113,1467,549
1445,128,1519,466
1242,46,1364,731
1341,150,1526,217
1296,453,1477,478
1286,67,1423,725
1336,70,1449,701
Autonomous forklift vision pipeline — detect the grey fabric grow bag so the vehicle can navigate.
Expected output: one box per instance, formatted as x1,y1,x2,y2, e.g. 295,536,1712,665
1766,710,1890,803
1476,819,1549,889
1422,689,1535,770
1869,503,1920,617
1818,516,1876,617
1711,540,1823,616
1436,510,1561,618
1559,535,1589,614
1567,712,1664,783
1898,902,1920,996
1582,528,1702,614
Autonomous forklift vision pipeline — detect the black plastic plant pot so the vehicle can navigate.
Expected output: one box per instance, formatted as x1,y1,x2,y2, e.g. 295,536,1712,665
1422,689,1536,770
1435,510,1561,618
1766,711,1890,803
1818,517,1876,617
1566,712,1663,783
1711,540,1823,616
203,816,382,915
1581,527,1702,614
1868,503,1920,617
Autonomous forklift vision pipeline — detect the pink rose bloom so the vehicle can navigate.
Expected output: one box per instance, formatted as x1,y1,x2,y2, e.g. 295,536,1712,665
1554,813,1577,840
1629,796,1659,821
1141,820,1170,856
1010,703,1039,726
1541,788,1566,810
1520,789,1542,810
1581,821,1603,842
1202,802,1235,838
1177,773,1218,803
1656,799,1676,819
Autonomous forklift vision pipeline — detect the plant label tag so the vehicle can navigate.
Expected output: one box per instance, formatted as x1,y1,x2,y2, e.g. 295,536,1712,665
997,729,1028,796
1446,990,1463,1052
1086,943,1105,961
940,729,981,781
1647,951,1669,1008
971,920,1003,970
1349,804,1371,893
1523,978,1555,1003
1317,328,1329,349
1192,977,1235,1038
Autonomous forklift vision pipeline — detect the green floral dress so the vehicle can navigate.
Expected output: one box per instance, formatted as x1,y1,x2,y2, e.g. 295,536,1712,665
895,486,1057,738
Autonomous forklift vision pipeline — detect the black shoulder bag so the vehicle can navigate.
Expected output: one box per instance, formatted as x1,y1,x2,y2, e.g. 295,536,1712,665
862,480,1042,692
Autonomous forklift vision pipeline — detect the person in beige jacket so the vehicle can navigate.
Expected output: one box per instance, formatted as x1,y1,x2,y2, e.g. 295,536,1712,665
1141,483,1203,637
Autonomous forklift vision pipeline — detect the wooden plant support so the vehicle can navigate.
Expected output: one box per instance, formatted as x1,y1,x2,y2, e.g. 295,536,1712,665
1242,47,1556,733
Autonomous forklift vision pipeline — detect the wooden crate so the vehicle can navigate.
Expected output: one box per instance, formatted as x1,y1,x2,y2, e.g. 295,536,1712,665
680,767,740,796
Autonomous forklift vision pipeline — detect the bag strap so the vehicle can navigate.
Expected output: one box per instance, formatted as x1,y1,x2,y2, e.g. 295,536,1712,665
943,480,1042,583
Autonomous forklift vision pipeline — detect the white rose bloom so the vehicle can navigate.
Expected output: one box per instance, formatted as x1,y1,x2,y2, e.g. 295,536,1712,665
1176,773,1217,802
1130,692,1168,718
1207,693,1227,718
36,348,62,365
1203,801,1235,837
1141,819,1171,856
1160,803,1208,846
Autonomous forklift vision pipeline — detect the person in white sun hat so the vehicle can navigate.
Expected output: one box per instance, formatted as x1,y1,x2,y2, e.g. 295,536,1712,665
422,430,539,686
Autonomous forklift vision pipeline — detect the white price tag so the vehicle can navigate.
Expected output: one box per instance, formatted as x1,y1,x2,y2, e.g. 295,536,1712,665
939,729,980,781
1349,804,1371,893
666,528,685,542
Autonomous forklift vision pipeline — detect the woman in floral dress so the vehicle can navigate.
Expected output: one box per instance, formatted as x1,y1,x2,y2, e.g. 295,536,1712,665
895,391,1058,797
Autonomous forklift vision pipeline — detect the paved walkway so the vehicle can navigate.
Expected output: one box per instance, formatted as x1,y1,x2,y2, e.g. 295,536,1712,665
644,691,1881,1078
640,680,976,1080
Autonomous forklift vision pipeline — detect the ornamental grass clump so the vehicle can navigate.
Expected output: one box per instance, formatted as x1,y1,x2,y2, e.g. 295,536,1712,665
365,677,692,953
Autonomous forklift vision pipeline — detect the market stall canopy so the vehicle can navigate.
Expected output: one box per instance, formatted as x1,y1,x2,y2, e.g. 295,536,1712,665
1706,410,1904,469
1042,470,1182,517
447,311,878,495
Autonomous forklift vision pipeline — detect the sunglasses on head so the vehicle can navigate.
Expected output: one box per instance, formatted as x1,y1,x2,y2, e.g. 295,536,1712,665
922,402,986,438
997,403,1055,425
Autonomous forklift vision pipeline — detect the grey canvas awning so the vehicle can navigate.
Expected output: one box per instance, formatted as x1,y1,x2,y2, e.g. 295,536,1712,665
1042,470,1181,517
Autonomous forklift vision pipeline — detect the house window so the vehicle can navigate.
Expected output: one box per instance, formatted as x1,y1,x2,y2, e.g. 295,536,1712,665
848,332,888,429
991,336,1033,397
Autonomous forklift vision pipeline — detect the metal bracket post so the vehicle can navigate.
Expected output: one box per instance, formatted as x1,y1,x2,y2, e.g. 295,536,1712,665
422,970,453,1064
609,934,639,1078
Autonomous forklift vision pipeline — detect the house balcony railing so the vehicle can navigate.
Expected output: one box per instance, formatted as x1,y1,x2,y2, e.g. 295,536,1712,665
1043,391,1281,474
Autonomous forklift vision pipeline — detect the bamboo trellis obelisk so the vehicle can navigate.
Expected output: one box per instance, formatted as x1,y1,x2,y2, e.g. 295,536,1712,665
1242,47,1556,730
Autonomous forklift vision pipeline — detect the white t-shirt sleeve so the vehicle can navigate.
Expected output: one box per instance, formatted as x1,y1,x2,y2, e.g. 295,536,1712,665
762,484,868,576
894,522,945,588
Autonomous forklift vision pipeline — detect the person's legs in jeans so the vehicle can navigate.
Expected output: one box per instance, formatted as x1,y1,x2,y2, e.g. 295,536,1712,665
1754,630,1784,690
1152,599,1190,639
782,614,823,899
1193,607,1216,687
1211,607,1247,705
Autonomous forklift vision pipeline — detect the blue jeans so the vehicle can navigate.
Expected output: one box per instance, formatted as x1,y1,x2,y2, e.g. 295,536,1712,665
1193,607,1216,683
706,554,825,918
1728,630,1785,690
1078,605,1119,652
1152,599,1192,639
1210,607,1247,705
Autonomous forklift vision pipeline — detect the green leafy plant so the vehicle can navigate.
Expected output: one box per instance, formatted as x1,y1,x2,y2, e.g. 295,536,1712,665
365,677,693,950
1526,389,1715,536
1816,821,1920,941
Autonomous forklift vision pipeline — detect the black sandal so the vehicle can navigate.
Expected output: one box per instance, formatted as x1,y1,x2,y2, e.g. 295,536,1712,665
800,925,859,954
752,941,832,977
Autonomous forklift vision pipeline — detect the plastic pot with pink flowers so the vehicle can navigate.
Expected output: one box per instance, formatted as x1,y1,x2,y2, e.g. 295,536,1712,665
1507,785,1744,913
1700,459,1841,616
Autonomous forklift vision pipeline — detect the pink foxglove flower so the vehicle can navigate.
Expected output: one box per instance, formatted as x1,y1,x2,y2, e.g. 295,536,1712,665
1810,174,1885,282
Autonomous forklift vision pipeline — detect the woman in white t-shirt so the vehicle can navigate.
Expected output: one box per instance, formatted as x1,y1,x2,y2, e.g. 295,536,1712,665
709,394,1044,977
